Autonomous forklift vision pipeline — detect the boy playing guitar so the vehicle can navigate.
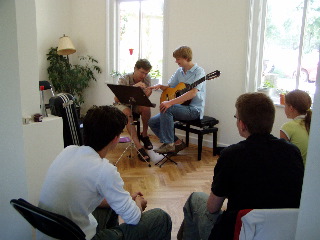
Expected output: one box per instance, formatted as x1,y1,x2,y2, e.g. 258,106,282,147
148,46,219,154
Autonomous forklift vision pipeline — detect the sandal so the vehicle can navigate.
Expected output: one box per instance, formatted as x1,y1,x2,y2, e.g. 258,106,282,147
137,148,151,162
140,135,153,150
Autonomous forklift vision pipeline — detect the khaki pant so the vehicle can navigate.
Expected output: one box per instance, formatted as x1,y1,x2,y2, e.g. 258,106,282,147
92,207,172,240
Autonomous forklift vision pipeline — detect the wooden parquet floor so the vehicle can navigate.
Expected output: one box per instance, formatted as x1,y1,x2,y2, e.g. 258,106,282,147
106,133,221,239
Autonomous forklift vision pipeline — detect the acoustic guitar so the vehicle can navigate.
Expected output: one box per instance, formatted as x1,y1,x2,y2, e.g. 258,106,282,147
160,70,221,105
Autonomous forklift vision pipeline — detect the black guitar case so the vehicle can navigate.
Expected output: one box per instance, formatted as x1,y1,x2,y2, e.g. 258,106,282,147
49,93,83,147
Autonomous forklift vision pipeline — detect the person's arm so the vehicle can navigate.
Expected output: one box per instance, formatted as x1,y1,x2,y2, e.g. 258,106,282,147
280,130,290,141
114,75,129,103
207,191,225,214
133,82,152,97
130,192,147,212
100,166,142,225
98,199,110,208
134,195,147,212
149,84,169,91
159,88,198,113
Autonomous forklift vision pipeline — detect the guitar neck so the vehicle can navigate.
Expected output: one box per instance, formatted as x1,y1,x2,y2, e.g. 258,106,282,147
189,76,206,89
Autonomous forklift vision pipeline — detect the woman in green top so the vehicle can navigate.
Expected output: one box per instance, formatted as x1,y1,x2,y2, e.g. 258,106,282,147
280,89,312,165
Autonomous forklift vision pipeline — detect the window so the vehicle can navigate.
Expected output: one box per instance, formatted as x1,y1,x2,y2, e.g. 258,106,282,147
247,0,319,103
111,0,164,82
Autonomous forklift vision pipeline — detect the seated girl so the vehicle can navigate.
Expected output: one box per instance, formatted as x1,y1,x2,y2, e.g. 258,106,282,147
280,89,312,165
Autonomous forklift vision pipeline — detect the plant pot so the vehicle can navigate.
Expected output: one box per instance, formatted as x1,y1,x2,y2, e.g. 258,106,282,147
280,94,286,105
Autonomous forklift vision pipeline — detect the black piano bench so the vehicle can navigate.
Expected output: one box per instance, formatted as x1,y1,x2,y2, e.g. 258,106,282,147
174,116,219,160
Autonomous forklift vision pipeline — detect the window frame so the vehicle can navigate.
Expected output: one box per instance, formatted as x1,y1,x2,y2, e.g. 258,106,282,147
106,0,165,84
246,0,313,99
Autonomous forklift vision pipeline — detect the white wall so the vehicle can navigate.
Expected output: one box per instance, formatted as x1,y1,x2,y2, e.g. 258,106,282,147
1,1,64,239
0,1,32,238
295,57,320,239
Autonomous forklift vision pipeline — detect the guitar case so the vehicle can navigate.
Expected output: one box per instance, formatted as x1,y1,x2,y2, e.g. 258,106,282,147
49,93,83,147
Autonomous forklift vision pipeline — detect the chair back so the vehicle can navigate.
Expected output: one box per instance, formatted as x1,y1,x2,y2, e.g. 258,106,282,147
236,209,299,240
49,93,83,147
39,80,55,96
10,198,86,240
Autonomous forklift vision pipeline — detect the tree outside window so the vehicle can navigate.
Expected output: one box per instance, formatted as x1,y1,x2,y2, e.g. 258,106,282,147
262,0,320,102
117,0,164,82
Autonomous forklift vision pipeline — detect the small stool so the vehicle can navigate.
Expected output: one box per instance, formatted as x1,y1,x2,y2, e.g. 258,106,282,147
155,153,177,168
174,116,219,160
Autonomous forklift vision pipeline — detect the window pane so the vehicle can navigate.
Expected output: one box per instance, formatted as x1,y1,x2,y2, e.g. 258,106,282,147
300,0,320,99
263,0,319,103
141,0,163,77
263,0,304,93
119,1,140,73
118,0,163,82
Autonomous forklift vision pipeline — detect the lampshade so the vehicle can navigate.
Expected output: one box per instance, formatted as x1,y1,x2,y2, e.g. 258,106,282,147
57,35,76,55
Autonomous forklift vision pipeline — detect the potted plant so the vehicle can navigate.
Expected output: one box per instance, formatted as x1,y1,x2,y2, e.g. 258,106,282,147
149,69,162,85
257,79,277,98
47,47,102,108
277,89,289,105
110,70,127,82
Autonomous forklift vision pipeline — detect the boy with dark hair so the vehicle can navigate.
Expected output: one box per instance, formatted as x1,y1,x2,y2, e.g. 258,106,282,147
38,105,172,240
178,93,304,240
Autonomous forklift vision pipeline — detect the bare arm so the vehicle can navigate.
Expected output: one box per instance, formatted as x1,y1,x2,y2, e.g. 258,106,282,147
280,130,289,141
148,84,169,91
207,191,225,214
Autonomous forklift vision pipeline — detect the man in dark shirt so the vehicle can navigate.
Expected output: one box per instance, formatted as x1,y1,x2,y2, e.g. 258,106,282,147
177,92,304,240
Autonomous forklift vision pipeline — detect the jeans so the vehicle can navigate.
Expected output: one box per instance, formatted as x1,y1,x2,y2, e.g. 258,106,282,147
92,207,172,240
148,104,200,143
181,192,222,240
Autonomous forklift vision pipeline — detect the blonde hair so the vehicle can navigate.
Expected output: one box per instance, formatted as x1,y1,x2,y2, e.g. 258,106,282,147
173,46,193,61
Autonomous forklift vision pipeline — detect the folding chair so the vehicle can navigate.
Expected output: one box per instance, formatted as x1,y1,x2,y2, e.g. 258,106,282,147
10,198,86,240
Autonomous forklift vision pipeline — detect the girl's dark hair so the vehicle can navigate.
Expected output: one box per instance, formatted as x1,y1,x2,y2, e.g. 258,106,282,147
285,89,312,133
83,105,127,151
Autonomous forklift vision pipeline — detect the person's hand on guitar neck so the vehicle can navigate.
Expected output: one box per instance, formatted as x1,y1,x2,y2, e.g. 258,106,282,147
159,88,198,113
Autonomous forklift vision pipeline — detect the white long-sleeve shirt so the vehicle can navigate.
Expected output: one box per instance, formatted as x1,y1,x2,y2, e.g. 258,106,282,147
38,145,141,240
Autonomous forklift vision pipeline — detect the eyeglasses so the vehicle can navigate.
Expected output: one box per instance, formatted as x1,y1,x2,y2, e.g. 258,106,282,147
234,114,240,120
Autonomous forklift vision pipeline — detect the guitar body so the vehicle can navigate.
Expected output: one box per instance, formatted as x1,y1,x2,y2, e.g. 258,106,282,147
159,70,221,105
160,82,191,105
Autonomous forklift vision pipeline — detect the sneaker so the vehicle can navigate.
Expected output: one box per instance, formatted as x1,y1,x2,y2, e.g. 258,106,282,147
154,143,175,154
175,141,187,153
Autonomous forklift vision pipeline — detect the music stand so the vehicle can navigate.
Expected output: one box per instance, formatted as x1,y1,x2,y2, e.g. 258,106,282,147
107,84,156,167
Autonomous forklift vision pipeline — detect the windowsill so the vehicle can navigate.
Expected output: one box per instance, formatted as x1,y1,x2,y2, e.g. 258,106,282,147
270,96,285,107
